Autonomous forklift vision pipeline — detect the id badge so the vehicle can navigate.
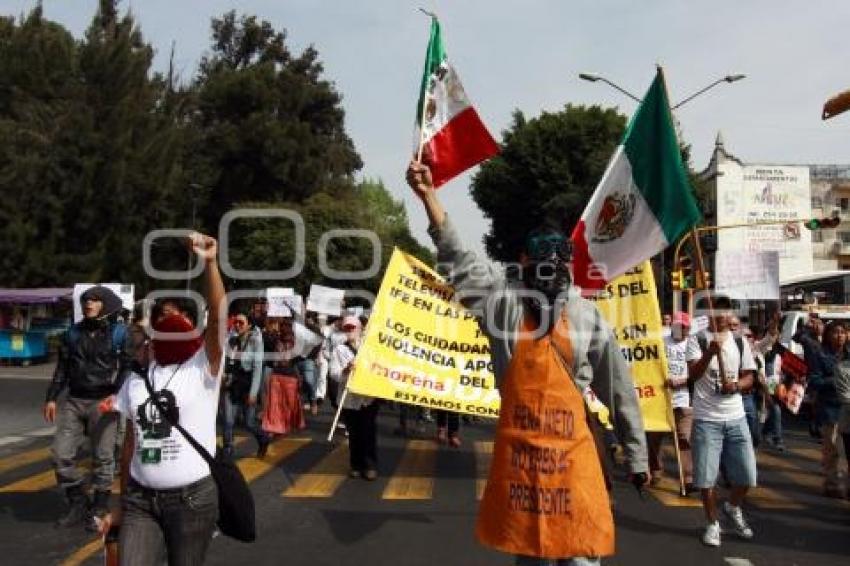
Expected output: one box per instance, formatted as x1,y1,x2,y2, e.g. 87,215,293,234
140,433,163,465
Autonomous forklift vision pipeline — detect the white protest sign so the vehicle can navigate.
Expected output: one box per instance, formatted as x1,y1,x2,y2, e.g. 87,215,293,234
306,284,345,316
690,315,709,335
73,283,135,323
266,288,303,318
715,251,780,300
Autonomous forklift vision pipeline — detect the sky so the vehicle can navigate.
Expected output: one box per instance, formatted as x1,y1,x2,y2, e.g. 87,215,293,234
4,0,850,258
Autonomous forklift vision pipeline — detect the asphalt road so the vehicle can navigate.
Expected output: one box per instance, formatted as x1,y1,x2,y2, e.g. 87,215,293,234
0,370,848,565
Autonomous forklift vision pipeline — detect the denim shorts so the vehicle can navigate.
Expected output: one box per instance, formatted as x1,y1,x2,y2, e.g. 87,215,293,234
691,417,757,489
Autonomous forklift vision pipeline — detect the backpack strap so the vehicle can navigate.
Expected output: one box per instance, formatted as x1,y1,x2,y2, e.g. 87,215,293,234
110,322,127,357
734,335,744,371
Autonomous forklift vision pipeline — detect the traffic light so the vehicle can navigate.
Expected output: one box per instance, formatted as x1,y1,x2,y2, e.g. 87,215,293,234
678,256,694,290
803,216,841,230
671,270,682,291
698,270,712,290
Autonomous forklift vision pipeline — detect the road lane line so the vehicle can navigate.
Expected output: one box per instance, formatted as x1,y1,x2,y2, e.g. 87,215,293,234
0,446,51,474
283,442,349,498
382,439,437,500
474,441,493,501
58,436,310,566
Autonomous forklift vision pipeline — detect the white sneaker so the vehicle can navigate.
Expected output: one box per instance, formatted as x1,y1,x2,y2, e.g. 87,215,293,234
723,501,754,539
702,521,721,547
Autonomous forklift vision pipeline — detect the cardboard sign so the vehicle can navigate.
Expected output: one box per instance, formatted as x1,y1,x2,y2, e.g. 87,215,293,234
306,285,345,316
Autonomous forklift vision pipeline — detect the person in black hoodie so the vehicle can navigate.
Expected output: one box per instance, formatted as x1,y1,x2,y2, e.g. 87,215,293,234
43,285,131,531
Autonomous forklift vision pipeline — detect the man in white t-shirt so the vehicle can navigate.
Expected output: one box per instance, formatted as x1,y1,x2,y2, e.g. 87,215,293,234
687,296,757,548
101,232,226,565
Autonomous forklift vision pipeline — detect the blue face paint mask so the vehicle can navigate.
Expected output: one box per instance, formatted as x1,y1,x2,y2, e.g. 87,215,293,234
525,234,573,262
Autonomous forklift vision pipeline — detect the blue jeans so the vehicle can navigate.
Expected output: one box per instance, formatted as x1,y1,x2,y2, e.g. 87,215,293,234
742,394,761,448
297,358,318,402
222,393,269,451
692,417,757,489
515,556,600,566
762,400,784,445
119,475,218,566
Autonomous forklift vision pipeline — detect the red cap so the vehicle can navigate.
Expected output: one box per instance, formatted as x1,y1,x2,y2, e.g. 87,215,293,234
672,312,691,327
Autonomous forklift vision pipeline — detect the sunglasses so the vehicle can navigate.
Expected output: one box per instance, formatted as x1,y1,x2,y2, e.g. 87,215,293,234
526,234,572,261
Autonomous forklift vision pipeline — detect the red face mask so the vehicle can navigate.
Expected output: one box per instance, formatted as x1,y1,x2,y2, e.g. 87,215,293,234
152,314,203,366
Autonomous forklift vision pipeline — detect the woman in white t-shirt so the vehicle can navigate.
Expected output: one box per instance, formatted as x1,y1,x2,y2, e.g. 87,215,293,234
102,233,226,566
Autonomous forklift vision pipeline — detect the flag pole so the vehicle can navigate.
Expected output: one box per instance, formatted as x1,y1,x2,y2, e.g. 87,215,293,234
415,12,436,163
327,386,348,442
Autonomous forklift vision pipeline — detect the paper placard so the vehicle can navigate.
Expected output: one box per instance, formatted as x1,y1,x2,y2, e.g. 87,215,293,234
715,251,780,300
267,288,302,318
306,285,345,316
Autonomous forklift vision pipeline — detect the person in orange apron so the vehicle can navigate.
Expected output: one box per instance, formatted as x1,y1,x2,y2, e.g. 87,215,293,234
406,161,650,565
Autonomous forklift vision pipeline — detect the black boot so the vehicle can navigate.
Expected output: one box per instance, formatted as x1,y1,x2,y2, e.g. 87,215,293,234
85,490,111,533
56,486,89,528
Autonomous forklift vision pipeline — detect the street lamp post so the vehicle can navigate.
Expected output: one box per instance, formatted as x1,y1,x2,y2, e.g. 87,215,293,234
577,73,641,103
578,71,746,109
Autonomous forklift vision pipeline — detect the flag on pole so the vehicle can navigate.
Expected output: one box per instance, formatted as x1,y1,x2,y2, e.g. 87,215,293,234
414,17,498,187
570,69,701,290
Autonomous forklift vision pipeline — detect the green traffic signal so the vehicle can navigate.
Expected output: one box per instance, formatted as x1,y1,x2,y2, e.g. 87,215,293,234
804,217,841,230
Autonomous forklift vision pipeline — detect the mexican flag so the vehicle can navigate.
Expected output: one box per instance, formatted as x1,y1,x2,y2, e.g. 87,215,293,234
414,17,498,187
571,69,701,291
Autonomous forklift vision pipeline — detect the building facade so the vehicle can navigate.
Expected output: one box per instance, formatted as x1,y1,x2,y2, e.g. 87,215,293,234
700,133,850,277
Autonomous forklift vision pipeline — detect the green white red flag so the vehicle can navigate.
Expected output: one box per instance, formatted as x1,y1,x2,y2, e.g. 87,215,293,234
571,69,701,291
414,17,498,187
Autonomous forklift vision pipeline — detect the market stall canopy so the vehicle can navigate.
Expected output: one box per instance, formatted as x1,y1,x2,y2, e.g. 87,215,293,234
0,288,73,304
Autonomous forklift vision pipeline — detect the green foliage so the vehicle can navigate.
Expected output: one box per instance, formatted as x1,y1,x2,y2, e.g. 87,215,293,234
0,3,430,296
0,2,188,287
470,106,627,262
191,11,363,231
225,179,433,296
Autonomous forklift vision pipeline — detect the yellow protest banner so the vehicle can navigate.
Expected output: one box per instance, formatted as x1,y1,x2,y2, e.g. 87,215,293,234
347,248,500,418
589,261,672,432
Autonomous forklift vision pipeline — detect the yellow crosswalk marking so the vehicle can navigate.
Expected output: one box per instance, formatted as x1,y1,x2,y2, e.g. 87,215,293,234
283,442,350,498
0,446,51,475
787,445,821,461
0,462,90,494
758,450,820,490
237,437,310,483
647,475,703,508
59,538,103,566
382,440,437,500
474,441,493,500
748,485,804,510
59,436,309,566
0,438,250,494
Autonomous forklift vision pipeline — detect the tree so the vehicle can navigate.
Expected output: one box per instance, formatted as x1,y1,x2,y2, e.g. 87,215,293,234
470,105,627,262
191,11,363,231
0,1,191,288
223,179,433,296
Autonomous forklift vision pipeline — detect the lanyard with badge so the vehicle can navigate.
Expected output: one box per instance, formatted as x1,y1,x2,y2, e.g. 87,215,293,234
140,364,182,465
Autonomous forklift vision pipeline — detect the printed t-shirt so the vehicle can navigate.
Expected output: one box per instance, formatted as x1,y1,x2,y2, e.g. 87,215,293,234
115,348,220,489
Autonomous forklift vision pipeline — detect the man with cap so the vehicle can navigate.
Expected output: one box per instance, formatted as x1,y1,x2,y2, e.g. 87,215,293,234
647,312,695,489
43,285,131,531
